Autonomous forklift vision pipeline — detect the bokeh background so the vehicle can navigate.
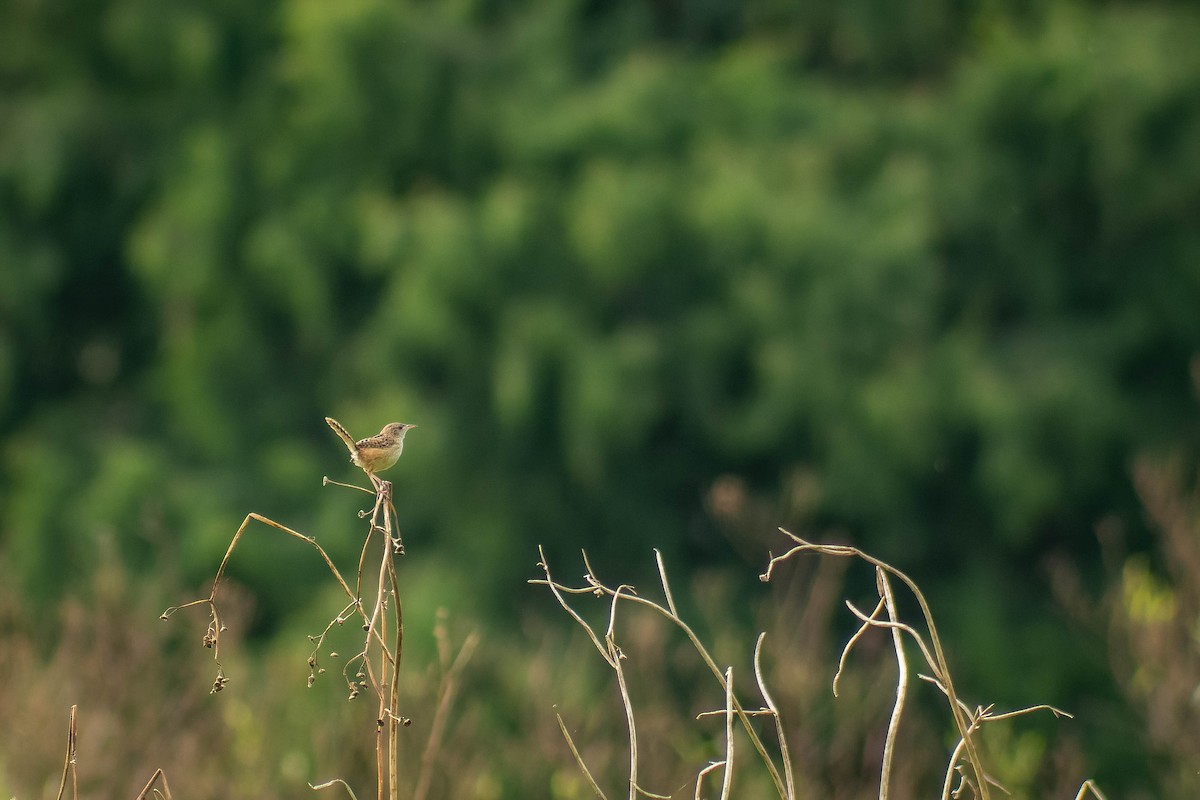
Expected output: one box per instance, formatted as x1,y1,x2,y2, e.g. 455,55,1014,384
2,0,1199,797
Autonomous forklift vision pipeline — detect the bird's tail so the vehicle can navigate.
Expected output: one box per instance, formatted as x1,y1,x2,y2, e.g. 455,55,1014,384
325,417,357,452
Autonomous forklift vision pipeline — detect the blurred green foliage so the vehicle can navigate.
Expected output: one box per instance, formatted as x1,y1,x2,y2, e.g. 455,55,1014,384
1,0,1199,793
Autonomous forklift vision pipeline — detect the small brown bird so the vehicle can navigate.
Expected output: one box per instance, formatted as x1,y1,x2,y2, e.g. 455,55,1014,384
325,417,417,484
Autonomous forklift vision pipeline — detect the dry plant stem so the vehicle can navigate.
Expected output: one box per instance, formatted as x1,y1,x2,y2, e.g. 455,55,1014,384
386,534,403,800
840,588,1001,799
603,585,671,800
833,598,885,697
349,487,405,800
606,585,642,800
347,577,393,705
916,673,1071,799
694,761,725,800
134,769,174,800
376,691,387,800
412,629,481,800
367,537,391,659
941,735,1002,799
312,778,361,800
654,549,678,616
161,512,397,690
54,705,78,800
165,473,407,800
878,569,908,800
844,602,940,674
752,633,794,800
837,596,931,799
329,474,381,609
941,732,969,799
1075,779,1109,800
595,554,788,799
762,530,989,800
357,514,376,602
557,711,609,800
838,599,983,799
365,489,404,800
720,666,735,800
57,708,174,800
532,547,789,799
308,600,359,685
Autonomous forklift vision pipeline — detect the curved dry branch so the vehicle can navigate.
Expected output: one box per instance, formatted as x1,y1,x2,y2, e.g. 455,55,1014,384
164,466,410,800
532,549,789,798
762,530,990,800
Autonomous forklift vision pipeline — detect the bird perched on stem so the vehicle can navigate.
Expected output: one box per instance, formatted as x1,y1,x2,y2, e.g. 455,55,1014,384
325,417,417,487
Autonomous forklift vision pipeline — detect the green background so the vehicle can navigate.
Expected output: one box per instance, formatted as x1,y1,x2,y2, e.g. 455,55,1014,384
2,1,1198,797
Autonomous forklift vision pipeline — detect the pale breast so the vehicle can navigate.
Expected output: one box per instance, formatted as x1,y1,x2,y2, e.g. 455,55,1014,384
355,445,402,473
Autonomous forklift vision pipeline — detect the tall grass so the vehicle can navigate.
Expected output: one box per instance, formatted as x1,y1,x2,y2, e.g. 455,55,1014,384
12,455,1200,797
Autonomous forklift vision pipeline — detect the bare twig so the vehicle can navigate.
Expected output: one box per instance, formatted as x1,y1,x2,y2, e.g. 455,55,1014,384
166,461,410,800
694,760,727,800
557,710,609,800
134,769,174,800
533,549,789,798
54,705,78,800
311,777,361,800
833,598,885,697
160,512,381,691
843,600,940,678
607,584,642,800
762,530,989,800
388,514,405,800
878,569,907,800
1075,779,1109,800
654,549,679,618
752,633,794,800
719,666,735,800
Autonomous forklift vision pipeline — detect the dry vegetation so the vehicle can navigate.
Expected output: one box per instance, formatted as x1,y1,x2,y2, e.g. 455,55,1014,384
5,456,1200,799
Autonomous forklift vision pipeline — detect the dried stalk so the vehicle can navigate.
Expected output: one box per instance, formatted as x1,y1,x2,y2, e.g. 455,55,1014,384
164,471,408,800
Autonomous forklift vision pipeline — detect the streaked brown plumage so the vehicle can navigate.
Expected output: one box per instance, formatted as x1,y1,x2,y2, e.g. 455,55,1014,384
325,417,417,479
